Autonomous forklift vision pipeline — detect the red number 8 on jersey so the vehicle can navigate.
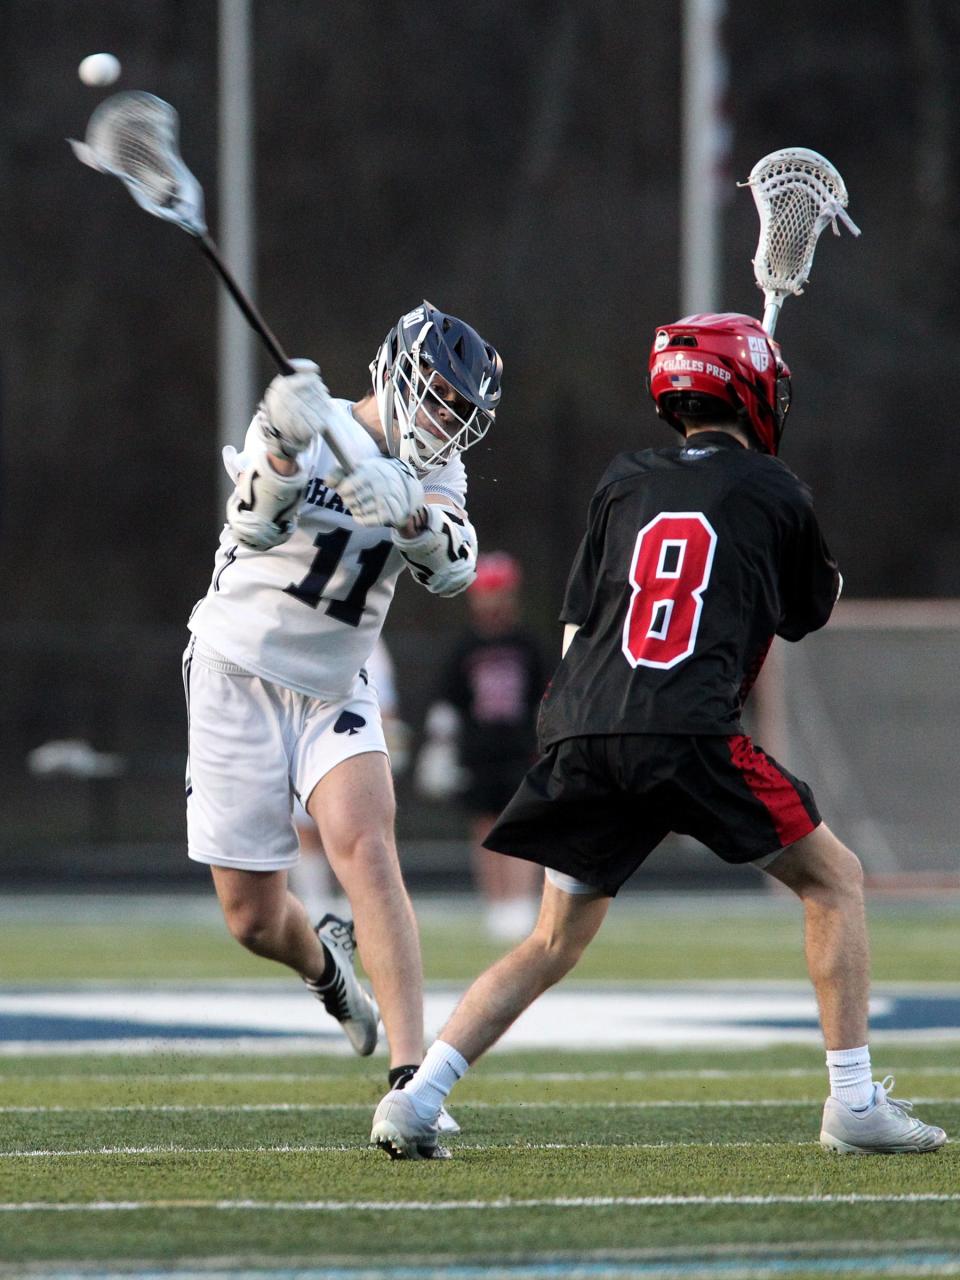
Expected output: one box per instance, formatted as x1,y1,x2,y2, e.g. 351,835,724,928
622,512,718,669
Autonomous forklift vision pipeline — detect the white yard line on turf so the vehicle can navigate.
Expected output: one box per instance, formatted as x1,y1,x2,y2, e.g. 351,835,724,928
6,1065,960,1083
0,1097,955,1113
0,1140,796,1159
0,1193,959,1213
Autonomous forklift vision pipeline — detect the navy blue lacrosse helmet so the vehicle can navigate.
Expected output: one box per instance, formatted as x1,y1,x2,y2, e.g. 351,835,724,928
371,301,503,473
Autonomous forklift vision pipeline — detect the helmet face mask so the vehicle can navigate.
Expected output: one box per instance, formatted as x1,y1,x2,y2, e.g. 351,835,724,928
371,302,503,474
647,312,791,455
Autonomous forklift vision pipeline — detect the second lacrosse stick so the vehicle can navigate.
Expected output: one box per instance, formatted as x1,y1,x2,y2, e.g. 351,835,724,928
740,147,861,338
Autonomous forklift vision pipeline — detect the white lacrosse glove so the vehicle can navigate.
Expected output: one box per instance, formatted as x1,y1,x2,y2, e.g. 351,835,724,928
260,358,332,460
325,455,425,529
414,703,468,799
415,740,468,800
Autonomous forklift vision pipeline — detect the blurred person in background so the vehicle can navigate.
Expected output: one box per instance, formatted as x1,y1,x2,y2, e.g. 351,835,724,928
289,637,410,921
415,552,547,941
183,302,502,1112
372,312,947,1160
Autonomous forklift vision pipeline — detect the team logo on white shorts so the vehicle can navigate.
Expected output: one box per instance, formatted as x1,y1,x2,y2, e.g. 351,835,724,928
334,711,366,735
748,336,769,372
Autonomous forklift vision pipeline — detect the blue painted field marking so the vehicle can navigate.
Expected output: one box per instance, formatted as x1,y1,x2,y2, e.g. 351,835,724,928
16,1250,960,1279
0,984,957,1051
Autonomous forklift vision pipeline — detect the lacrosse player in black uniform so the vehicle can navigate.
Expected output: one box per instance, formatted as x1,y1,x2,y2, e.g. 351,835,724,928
372,312,947,1159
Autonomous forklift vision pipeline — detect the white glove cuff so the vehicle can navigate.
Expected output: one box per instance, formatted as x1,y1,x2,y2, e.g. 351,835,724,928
393,505,478,596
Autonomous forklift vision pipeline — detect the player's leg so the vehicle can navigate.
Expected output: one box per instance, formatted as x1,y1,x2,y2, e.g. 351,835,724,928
210,864,327,978
762,821,868,1050
185,646,325,974
288,798,348,921
184,644,378,1054
441,874,609,1059
678,734,945,1153
307,750,424,1068
370,736,656,1158
371,875,610,1158
680,736,868,1051
763,823,945,1153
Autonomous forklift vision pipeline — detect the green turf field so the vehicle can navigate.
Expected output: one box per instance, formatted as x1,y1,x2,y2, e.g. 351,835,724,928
0,892,957,1279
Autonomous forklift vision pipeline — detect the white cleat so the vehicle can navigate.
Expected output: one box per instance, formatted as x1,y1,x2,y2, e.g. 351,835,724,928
820,1076,948,1154
371,1088,451,1160
304,914,379,1056
437,1105,461,1135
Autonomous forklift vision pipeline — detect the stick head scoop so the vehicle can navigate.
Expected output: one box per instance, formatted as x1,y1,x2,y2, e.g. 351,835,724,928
69,91,207,236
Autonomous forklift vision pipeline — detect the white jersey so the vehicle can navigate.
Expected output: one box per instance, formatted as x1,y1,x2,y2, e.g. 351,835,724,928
188,398,467,700
365,638,398,718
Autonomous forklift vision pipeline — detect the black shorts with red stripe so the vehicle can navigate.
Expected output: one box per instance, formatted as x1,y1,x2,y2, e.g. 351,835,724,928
483,733,820,897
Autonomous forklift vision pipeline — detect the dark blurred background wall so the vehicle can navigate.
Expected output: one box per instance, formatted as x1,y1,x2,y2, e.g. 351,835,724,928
1,1,958,881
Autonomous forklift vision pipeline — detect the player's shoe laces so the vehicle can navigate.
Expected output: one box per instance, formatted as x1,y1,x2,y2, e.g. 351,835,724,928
820,1076,948,1154
303,914,379,1056
370,1088,451,1160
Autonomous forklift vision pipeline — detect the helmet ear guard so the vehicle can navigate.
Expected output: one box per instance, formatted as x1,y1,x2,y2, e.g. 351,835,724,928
647,313,791,455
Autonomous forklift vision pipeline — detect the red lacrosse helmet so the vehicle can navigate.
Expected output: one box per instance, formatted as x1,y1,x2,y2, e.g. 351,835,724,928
647,312,792,455
471,551,522,595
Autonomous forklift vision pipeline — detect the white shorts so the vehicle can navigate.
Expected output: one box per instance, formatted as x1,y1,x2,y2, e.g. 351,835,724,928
183,638,387,872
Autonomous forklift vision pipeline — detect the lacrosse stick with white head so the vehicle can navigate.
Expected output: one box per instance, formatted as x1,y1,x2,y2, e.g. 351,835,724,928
69,91,355,470
740,147,861,337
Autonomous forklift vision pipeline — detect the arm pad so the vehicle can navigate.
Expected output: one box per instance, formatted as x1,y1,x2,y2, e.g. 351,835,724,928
226,455,306,550
392,503,478,597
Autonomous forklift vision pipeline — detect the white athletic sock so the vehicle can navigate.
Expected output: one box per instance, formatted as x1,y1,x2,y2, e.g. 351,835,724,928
287,853,333,923
402,1040,469,1122
826,1045,874,1109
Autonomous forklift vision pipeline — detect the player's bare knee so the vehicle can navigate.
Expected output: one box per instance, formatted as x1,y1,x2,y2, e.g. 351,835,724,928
822,846,865,908
223,904,280,955
327,830,400,889
527,922,588,982
353,831,395,864
768,834,864,905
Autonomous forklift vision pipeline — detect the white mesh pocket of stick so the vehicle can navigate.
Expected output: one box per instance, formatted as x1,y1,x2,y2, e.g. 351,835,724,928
69,89,357,473
70,91,207,235
740,148,860,336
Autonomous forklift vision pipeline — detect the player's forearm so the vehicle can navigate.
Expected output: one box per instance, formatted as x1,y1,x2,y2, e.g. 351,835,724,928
265,452,298,477
395,493,465,539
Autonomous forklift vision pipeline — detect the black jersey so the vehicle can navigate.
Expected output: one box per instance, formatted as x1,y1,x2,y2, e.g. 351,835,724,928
538,432,840,745
440,628,546,768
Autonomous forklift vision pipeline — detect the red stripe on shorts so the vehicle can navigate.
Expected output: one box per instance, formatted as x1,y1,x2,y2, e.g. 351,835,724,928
726,734,816,847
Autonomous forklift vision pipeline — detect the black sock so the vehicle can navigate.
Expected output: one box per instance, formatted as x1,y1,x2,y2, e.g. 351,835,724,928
389,1064,419,1090
310,943,337,988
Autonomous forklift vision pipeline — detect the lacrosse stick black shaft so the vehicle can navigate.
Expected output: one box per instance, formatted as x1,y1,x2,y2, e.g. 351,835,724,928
195,233,355,472
195,233,293,375
70,91,356,473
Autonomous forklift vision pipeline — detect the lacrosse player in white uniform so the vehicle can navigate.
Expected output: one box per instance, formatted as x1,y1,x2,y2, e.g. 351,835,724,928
184,302,502,1101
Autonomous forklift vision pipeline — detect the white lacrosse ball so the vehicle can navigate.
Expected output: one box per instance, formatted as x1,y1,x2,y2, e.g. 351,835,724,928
78,52,121,87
